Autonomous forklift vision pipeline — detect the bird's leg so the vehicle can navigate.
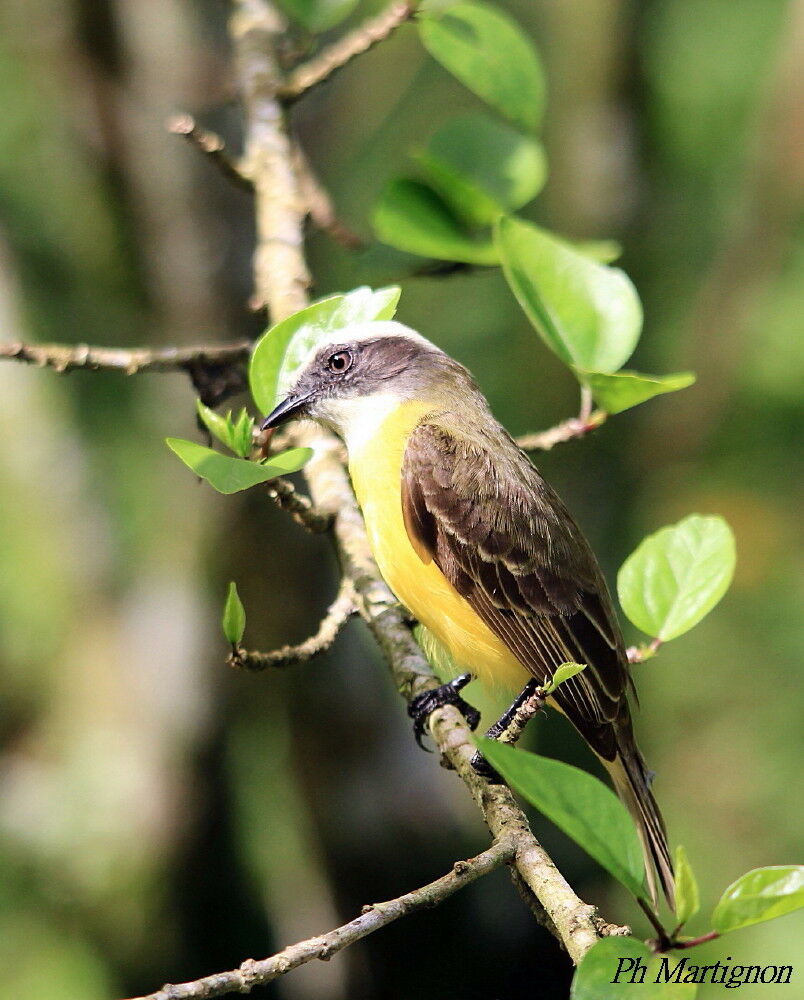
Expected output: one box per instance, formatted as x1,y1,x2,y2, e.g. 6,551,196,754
471,679,545,781
408,672,481,750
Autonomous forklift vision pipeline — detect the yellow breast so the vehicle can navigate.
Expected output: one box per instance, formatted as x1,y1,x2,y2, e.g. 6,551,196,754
347,399,529,691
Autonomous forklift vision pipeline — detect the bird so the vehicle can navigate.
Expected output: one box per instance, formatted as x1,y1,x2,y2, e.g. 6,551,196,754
261,319,674,908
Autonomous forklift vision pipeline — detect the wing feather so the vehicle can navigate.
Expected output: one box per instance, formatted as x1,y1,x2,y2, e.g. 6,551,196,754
401,421,630,761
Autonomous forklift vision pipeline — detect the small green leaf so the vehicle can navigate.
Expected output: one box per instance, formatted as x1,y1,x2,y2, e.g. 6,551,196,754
674,846,700,928
195,399,235,451
478,739,647,900
249,285,400,413
617,515,736,642
419,1,546,132
712,866,804,934
572,937,698,999
576,369,696,415
222,581,246,645
275,0,358,33
232,408,254,458
495,216,643,373
166,438,312,494
416,113,547,227
373,179,498,265
542,661,586,696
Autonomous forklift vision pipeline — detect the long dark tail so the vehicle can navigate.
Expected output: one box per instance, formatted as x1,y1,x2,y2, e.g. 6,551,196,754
607,730,675,911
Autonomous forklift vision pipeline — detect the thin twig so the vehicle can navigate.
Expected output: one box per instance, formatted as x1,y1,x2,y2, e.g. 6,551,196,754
229,577,355,669
292,143,364,250
167,114,254,192
264,475,334,533
516,409,607,452
127,837,514,1000
0,340,251,375
627,639,661,664
279,1,417,101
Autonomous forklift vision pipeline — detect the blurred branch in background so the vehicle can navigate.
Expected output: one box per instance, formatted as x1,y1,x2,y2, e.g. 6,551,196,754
279,1,417,102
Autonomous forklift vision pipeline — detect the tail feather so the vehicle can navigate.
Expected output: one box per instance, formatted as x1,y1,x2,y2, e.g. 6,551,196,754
607,738,675,911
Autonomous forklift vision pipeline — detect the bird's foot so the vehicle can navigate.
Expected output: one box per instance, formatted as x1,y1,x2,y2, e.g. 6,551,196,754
408,672,481,750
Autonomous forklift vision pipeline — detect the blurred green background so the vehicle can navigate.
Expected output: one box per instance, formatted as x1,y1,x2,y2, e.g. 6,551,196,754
0,1,802,997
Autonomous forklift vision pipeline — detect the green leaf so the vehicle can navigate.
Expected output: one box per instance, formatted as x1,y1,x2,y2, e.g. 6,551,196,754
576,369,696,415
195,399,234,450
572,937,698,999
542,661,586,696
166,438,312,495
416,113,547,227
617,515,736,642
373,179,498,265
275,0,358,33
495,216,642,372
712,866,804,934
418,1,546,132
232,408,254,458
674,846,700,928
478,739,647,899
195,401,254,458
222,581,246,645
249,285,400,413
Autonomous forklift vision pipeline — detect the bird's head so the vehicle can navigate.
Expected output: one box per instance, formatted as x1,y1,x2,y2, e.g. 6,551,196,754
260,321,456,444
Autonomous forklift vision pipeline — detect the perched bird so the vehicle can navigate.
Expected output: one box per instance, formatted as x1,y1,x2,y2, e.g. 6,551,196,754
262,320,674,908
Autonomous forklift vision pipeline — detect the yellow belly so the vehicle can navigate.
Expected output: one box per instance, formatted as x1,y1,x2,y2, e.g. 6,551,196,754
348,400,529,692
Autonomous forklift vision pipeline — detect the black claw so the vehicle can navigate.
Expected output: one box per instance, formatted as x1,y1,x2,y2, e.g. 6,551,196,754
408,673,480,749
469,750,503,784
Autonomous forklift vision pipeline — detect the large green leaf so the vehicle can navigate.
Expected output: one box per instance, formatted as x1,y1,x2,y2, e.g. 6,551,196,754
416,113,547,227
249,286,400,413
495,216,642,372
373,179,498,265
478,739,646,899
712,866,804,934
674,846,700,928
418,1,546,132
222,581,246,645
617,515,736,642
572,938,698,999
166,438,312,495
275,0,358,33
576,369,696,415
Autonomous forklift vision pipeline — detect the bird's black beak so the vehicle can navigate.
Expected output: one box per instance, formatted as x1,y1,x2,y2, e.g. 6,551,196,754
260,394,311,431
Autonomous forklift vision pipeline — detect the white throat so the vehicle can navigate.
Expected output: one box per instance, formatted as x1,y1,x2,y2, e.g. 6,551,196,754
317,392,403,457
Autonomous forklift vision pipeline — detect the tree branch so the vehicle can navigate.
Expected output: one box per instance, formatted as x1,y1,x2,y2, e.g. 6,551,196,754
263,475,334,533
279,1,417,102
0,339,250,375
167,114,254,193
5,2,623,988
228,576,356,669
516,409,607,452
228,0,617,969
127,837,513,1000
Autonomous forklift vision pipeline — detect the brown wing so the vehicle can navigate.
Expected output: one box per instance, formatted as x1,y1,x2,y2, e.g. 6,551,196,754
401,421,631,761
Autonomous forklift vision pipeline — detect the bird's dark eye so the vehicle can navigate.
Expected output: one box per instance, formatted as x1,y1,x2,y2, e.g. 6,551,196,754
326,350,353,375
